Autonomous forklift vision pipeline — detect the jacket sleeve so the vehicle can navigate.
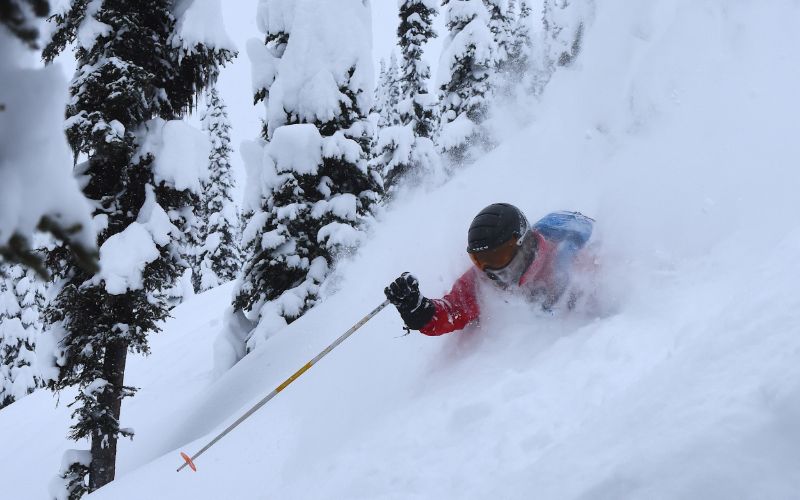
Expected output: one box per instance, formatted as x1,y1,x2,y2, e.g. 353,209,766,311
419,269,481,336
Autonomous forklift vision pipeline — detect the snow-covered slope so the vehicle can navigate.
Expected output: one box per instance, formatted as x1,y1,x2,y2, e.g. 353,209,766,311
3,0,800,498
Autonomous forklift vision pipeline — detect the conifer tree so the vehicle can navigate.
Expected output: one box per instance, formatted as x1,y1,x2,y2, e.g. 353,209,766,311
542,0,591,70
53,450,91,500
505,0,534,88
398,0,438,139
235,1,292,353
42,1,233,495
386,52,402,125
374,57,388,120
0,263,44,409
374,53,402,128
235,0,380,352
484,0,512,71
194,87,240,292
378,0,441,195
437,0,496,166
369,57,389,171
371,57,397,191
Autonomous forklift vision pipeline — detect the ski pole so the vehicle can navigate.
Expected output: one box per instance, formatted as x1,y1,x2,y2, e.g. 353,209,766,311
177,299,391,472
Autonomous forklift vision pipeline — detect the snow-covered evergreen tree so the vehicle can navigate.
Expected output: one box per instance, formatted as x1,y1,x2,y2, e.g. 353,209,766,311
372,122,415,197
51,450,91,500
511,0,533,72
374,58,388,123
398,0,438,140
437,0,496,166
501,0,535,92
0,263,44,409
0,0,96,276
236,0,380,352
542,0,593,70
42,0,233,495
374,53,402,129
371,56,399,193
194,87,240,292
484,0,512,72
386,52,402,126
378,0,441,195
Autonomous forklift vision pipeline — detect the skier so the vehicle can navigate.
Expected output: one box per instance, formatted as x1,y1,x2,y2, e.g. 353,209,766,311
384,203,596,336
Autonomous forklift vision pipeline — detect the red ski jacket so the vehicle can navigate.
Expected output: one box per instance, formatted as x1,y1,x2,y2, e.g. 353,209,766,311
419,231,594,336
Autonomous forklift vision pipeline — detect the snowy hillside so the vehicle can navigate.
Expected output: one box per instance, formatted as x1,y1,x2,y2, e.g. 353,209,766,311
3,0,800,498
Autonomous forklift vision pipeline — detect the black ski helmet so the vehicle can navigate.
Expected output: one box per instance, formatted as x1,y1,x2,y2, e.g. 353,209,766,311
467,203,530,253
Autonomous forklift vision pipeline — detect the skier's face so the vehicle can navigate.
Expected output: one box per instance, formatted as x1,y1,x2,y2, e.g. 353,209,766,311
468,236,520,272
480,232,536,288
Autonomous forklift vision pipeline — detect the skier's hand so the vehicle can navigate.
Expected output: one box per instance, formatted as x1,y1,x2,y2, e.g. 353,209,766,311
384,272,436,331
384,272,422,313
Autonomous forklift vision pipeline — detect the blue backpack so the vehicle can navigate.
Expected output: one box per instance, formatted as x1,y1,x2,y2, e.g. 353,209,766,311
533,211,594,250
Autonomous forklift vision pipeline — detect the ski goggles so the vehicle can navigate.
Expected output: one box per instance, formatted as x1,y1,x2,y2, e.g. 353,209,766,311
468,236,520,272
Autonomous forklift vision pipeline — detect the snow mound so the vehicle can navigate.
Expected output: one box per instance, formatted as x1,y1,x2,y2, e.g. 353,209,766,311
269,123,323,175
174,0,237,53
140,118,211,193
96,223,159,295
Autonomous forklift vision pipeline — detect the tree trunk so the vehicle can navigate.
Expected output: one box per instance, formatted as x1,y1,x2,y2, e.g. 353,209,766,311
88,339,128,492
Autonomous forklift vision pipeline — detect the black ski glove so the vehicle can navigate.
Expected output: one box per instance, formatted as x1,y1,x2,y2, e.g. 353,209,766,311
384,272,436,330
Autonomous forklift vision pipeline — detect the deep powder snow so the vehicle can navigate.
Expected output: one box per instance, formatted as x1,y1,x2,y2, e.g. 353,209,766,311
2,0,800,498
